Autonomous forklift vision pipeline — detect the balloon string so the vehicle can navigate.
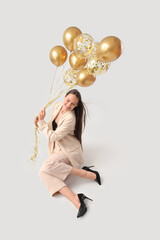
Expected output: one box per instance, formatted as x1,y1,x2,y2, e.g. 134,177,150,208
28,125,39,163
53,62,66,92
48,66,58,102
56,68,73,93
29,65,74,163
29,84,74,163
44,84,72,109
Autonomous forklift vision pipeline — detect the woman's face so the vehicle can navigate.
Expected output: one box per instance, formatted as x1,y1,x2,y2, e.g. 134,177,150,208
63,94,79,111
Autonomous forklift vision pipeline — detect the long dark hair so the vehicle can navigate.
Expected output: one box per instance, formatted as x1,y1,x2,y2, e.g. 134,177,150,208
65,89,87,149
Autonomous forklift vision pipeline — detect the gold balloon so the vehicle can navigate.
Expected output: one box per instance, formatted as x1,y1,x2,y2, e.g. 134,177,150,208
76,68,96,87
49,45,67,66
63,26,82,51
96,36,123,63
69,51,87,70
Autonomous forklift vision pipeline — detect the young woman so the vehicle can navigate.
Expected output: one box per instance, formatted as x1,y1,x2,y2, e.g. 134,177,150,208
34,89,101,218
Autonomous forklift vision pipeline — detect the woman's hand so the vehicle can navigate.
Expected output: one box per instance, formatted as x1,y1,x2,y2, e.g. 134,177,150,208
38,107,46,120
34,116,39,127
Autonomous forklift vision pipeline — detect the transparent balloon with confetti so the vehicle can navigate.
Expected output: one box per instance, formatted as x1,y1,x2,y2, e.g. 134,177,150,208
74,33,95,57
63,68,78,87
87,54,111,75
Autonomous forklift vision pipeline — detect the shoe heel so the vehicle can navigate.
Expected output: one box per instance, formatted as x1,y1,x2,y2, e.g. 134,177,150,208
84,195,93,201
87,165,95,168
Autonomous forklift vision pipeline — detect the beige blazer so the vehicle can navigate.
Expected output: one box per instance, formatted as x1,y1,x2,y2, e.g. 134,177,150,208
37,101,84,168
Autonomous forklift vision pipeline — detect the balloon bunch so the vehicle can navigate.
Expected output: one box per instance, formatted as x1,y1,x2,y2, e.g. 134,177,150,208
29,26,123,163
63,26,123,87
49,26,123,90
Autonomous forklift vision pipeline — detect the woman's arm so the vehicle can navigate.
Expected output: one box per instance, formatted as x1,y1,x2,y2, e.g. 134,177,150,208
37,102,59,128
38,113,76,142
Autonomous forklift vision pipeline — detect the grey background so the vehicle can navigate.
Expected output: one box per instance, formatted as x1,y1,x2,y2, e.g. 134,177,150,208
0,0,159,239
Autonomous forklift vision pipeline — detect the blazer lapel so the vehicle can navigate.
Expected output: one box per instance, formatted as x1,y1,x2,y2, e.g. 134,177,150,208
58,112,67,126
50,102,73,127
51,103,63,122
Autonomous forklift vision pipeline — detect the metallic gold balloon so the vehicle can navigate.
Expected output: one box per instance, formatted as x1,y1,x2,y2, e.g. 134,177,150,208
76,68,96,87
49,45,67,66
69,51,88,70
74,33,95,57
63,26,82,51
96,36,123,63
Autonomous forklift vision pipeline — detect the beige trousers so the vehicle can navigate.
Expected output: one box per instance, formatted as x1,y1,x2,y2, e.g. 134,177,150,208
39,142,73,197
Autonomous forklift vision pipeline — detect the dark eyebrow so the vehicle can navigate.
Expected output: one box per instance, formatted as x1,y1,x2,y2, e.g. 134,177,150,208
68,96,77,105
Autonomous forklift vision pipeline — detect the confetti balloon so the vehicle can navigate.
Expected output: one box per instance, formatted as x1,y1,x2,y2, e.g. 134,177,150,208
63,68,77,87
74,33,95,57
87,54,110,75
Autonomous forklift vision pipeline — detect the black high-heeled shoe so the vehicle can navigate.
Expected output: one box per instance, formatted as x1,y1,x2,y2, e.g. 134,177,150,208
82,165,101,185
77,193,93,218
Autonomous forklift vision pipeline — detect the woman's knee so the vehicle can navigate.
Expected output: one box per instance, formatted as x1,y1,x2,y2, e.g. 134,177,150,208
39,160,60,176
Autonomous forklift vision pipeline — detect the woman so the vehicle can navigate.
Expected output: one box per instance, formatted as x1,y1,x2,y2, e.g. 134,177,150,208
34,89,101,218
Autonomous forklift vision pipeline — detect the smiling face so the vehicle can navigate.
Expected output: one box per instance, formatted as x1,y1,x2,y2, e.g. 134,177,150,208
63,94,79,111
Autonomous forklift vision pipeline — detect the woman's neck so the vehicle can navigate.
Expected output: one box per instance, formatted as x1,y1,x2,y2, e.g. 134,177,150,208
60,105,67,114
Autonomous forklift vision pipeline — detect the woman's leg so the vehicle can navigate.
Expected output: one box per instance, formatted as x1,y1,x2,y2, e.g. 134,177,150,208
39,151,73,197
40,151,72,181
39,169,80,208
59,186,80,209
69,167,96,180
39,169,68,197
